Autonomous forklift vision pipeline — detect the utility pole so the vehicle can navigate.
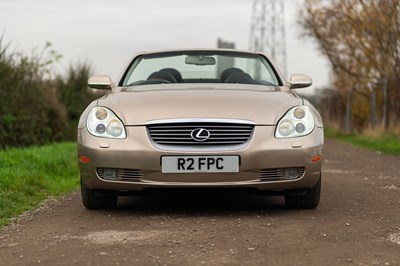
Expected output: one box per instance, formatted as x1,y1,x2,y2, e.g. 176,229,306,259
249,0,287,76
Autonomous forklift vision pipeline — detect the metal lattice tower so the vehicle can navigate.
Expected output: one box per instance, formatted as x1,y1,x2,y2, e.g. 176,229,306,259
249,0,287,75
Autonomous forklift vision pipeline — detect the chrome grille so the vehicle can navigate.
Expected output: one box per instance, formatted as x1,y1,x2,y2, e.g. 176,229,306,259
259,168,305,181
147,122,254,146
97,168,143,181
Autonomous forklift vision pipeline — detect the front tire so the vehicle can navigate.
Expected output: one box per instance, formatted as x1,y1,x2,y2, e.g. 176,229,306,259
285,176,321,209
81,181,118,209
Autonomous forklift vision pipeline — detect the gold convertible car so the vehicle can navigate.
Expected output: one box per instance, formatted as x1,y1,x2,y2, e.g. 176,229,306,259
78,49,324,209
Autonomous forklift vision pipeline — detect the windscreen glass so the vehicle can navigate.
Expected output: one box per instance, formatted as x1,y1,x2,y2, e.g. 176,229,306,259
121,51,281,87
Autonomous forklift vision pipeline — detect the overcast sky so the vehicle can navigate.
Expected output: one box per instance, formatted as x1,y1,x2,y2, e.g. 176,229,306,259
0,0,330,92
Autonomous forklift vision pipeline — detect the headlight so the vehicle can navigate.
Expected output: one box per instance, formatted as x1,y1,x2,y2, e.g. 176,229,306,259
275,106,314,138
87,107,126,139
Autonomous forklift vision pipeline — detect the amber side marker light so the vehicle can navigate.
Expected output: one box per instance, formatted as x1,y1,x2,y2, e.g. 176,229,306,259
79,156,91,164
311,155,323,163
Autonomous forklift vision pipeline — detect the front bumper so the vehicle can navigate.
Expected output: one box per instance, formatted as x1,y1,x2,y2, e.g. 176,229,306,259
78,125,323,192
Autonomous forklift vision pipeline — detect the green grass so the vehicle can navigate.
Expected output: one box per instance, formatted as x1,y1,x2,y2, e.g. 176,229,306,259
0,142,79,227
325,128,400,156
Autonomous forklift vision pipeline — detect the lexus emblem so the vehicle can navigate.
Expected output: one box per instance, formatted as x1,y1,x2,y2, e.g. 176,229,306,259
191,128,211,142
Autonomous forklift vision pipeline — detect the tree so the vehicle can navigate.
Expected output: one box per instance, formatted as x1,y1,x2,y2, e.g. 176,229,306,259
299,0,400,131
0,39,67,148
0,37,100,148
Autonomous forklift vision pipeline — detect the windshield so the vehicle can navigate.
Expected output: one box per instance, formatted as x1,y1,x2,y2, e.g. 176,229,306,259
121,51,281,87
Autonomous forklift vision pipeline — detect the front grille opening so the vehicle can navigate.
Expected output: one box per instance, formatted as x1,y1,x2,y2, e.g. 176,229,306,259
96,168,143,181
258,167,305,181
147,122,254,146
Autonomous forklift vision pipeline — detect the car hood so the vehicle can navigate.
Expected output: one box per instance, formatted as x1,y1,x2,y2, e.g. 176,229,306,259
97,86,303,126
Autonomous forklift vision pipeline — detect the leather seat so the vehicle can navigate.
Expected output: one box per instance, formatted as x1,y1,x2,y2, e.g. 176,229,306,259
225,72,255,84
147,70,177,83
161,68,182,83
220,68,244,82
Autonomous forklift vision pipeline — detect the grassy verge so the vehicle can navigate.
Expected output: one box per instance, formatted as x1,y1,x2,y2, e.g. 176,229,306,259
0,142,79,227
325,128,400,156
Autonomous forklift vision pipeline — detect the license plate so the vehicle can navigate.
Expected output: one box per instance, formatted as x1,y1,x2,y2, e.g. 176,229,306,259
161,156,239,173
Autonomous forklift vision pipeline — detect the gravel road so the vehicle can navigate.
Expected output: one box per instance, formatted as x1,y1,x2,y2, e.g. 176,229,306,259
0,138,399,266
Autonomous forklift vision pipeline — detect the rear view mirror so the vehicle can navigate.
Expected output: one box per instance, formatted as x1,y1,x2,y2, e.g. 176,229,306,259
88,75,113,90
185,55,216,66
289,74,312,89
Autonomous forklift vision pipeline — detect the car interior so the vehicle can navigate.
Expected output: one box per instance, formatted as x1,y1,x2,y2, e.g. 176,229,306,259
144,67,256,85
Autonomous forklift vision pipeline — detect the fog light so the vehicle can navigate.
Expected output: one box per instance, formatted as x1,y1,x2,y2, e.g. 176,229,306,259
103,168,117,180
284,168,299,180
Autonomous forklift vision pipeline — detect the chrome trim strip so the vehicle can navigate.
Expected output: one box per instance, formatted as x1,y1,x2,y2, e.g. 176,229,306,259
145,118,256,125
148,142,251,152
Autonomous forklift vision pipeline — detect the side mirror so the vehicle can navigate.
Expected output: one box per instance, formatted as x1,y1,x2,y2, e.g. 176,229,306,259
88,75,113,90
289,74,312,89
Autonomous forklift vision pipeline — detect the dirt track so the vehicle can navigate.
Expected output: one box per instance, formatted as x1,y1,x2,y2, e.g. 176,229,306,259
0,138,399,265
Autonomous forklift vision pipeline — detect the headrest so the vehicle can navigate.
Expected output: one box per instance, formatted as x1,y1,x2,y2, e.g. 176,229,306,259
225,72,255,84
